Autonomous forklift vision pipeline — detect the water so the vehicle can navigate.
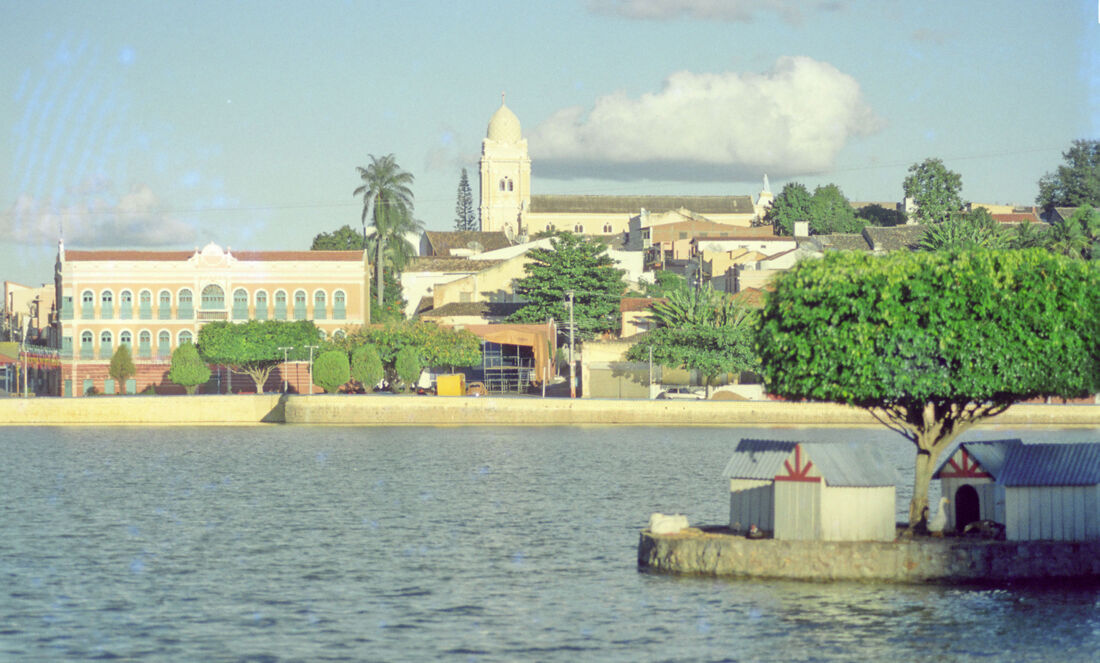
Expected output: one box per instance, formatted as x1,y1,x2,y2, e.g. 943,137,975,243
2,424,1099,662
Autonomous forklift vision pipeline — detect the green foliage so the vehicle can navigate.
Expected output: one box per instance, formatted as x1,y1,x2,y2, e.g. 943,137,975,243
919,208,1008,251
1037,140,1100,210
903,158,964,224
651,282,749,328
350,344,385,390
354,153,422,310
197,320,321,393
626,322,757,393
108,343,136,393
311,225,366,250
1047,204,1100,260
767,182,864,235
370,268,406,323
766,182,812,235
643,270,687,298
757,250,1100,525
454,168,477,231
1007,220,1051,249
313,350,351,394
856,204,907,227
346,320,482,386
507,231,627,339
168,342,211,395
394,346,422,391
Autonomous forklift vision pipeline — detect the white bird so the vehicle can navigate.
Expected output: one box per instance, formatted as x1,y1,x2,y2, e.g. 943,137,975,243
928,497,950,536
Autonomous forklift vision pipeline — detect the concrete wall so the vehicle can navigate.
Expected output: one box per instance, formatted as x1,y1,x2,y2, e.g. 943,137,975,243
0,393,285,425
638,529,1100,583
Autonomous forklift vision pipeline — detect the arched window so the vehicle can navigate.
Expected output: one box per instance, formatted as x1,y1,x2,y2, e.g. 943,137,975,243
177,289,194,319
179,330,194,346
499,179,506,191
119,290,133,320
255,290,269,320
293,290,307,320
158,290,172,319
80,331,94,359
139,290,153,319
119,330,132,347
574,224,584,234
603,223,613,233
100,291,113,319
201,284,225,310
157,330,171,357
333,290,346,320
81,290,95,319
334,329,346,340
99,330,113,359
232,288,249,320
313,290,327,320
138,330,152,358
507,179,513,192
318,329,327,340
274,290,288,320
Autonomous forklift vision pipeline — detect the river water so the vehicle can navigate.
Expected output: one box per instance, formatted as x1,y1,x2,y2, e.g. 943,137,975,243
2,424,1099,662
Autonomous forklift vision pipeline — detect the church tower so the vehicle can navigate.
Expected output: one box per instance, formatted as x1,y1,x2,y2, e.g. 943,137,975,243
479,96,531,237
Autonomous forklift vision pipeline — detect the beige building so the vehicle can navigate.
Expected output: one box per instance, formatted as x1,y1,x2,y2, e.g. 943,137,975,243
478,99,769,240
53,241,370,396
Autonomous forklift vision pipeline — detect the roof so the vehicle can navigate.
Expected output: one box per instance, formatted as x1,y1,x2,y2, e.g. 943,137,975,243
862,224,928,251
487,101,522,142
991,213,1041,224
419,301,526,319
999,442,1100,487
722,439,898,487
620,297,665,313
694,234,796,244
422,231,512,256
529,194,754,215
403,257,501,273
813,233,872,251
932,439,1022,479
64,249,363,262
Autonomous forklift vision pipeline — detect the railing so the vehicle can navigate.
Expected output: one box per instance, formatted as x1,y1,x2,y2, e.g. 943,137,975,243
198,310,228,321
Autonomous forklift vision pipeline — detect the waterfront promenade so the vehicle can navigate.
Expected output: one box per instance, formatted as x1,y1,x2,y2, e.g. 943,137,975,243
1,394,1099,426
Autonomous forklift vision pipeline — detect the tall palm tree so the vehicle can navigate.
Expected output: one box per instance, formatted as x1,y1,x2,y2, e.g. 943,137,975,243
354,154,415,309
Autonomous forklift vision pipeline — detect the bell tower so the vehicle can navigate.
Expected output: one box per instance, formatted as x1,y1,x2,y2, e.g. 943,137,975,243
479,94,530,237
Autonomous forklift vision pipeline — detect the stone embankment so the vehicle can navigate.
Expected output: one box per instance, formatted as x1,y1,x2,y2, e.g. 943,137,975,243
638,528,1100,583
1,394,1099,426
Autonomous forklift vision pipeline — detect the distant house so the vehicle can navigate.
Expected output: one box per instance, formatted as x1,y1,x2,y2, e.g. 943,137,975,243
722,439,898,541
934,439,1100,541
420,231,513,258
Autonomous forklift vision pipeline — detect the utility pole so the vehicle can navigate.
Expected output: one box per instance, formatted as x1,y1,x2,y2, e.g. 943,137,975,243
566,290,575,399
648,345,654,400
305,345,319,395
278,346,294,393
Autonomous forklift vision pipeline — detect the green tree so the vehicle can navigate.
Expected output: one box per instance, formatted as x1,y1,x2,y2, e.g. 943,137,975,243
626,321,757,397
903,158,964,225
369,268,407,323
1047,204,1100,260
313,350,351,394
311,225,366,250
919,208,1007,251
651,282,748,328
197,320,322,393
508,231,627,339
807,184,865,234
1037,140,1100,211
394,346,422,391
643,270,687,298
350,344,385,391
765,182,812,235
756,250,1100,528
345,320,482,386
454,168,477,231
108,343,136,394
856,204,907,227
353,154,420,311
1007,220,1050,249
167,342,211,395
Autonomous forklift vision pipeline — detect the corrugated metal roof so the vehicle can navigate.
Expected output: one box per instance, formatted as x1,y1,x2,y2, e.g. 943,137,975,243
932,439,1021,479
1000,442,1100,487
723,439,898,487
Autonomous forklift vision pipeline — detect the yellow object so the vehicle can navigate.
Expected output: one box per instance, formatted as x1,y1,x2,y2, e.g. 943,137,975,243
436,374,466,396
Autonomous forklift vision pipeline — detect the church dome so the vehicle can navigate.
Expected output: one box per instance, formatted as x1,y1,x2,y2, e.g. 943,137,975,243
487,101,522,143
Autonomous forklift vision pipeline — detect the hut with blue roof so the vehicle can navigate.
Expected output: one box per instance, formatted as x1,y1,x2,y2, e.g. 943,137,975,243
935,440,1100,541
722,439,899,541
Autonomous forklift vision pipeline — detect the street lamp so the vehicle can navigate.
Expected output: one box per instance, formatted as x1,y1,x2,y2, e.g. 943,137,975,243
304,345,319,395
277,346,294,393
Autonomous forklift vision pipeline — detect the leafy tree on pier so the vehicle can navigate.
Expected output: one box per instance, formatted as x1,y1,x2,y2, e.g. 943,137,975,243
108,343,136,395
313,350,351,394
350,344,385,391
167,342,211,395
197,320,321,393
454,168,477,231
394,346,423,392
756,250,1100,529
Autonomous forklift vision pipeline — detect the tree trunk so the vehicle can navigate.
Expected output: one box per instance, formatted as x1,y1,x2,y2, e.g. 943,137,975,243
376,240,385,309
909,446,934,526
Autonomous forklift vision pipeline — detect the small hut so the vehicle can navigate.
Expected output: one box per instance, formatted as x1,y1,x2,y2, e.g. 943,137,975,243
722,439,898,541
935,440,1100,541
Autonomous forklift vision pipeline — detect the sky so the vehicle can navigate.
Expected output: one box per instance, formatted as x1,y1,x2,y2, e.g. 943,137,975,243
1,0,1097,285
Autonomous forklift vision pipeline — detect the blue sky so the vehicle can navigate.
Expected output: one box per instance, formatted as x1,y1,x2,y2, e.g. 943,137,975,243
1,0,1097,284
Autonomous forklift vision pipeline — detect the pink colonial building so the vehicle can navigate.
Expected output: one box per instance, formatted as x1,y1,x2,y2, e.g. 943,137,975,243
52,241,370,396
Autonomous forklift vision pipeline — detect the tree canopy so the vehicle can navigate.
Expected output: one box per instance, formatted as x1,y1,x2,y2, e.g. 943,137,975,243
197,320,322,393
454,168,477,231
167,342,210,395
626,314,756,396
1037,140,1100,211
903,158,963,225
341,320,482,387
757,249,1100,527
313,350,351,394
508,231,627,339
354,154,420,311
918,208,1007,251
108,343,136,394
311,225,366,250
767,182,865,235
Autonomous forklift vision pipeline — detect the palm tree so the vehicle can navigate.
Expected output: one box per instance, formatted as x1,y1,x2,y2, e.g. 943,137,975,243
354,154,415,309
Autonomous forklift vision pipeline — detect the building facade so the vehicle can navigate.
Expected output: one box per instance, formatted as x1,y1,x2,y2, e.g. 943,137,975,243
53,242,370,396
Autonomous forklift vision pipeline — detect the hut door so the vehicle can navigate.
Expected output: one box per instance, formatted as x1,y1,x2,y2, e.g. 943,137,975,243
955,484,980,531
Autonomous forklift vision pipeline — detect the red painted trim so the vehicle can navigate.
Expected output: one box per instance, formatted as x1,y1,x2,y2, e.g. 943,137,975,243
775,475,822,483
777,444,819,481
939,449,992,478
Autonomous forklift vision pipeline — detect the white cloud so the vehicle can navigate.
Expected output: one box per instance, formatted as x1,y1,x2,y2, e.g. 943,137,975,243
528,56,881,181
588,0,843,23
2,183,198,247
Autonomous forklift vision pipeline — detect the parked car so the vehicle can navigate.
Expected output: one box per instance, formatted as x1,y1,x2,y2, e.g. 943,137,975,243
657,387,705,400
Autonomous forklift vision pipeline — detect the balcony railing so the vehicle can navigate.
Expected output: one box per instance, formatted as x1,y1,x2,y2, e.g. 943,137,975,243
197,310,228,321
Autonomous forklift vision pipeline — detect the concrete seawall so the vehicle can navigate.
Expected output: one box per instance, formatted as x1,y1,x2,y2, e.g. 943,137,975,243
1,394,1099,426
638,529,1100,583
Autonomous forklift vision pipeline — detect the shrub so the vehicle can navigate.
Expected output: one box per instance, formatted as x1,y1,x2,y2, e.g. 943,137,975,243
351,344,385,391
313,350,351,394
394,346,422,392
108,344,136,394
168,343,211,395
